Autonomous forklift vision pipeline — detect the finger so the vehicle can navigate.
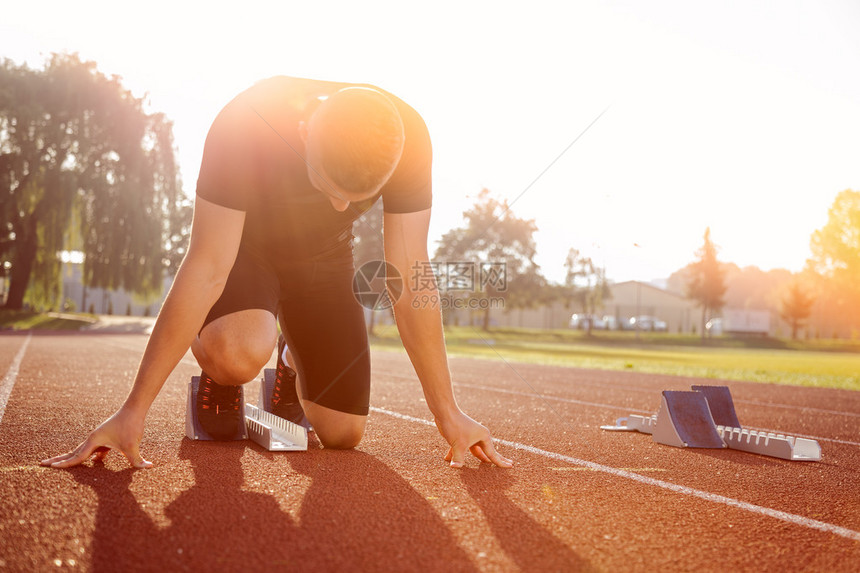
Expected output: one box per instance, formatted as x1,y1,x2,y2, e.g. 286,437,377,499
444,446,453,463
449,445,466,468
122,443,153,469
480,439,514,468
40,452,75,466
40,441,92,467
49,440,103,469
469,444,493,464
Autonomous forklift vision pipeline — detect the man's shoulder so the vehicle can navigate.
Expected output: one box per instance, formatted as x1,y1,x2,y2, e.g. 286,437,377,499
241,76,424,120
245,75,347,101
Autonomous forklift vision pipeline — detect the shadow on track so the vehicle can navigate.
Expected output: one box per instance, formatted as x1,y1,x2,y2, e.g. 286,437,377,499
285,448,478,571
461,465,593,572
72,441,478,571
69,465,161,572
71,441,285,571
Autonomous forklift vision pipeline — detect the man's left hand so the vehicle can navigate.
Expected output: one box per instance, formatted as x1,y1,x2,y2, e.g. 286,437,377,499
435,410,514,468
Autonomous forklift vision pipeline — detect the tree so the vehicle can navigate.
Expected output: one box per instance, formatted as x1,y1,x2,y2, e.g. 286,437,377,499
809,190,860,282
780,281,814,340
434,188,545,330
686,227,726,340
0,54,190,310
804,189,860,337
563,248,609,335
806,190,860,329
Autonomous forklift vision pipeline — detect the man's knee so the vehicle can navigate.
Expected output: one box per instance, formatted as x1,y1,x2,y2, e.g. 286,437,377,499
205,343,271,384
317,423,365,449
195,312,276,384
304,403,367,449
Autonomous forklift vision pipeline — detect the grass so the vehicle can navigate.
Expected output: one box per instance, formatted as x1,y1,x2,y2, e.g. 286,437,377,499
369,325,860,392
4,311,858,391
0,310,98,331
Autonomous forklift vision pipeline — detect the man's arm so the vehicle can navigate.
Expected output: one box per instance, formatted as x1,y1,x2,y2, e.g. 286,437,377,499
41,197,245,468
383,208,512,468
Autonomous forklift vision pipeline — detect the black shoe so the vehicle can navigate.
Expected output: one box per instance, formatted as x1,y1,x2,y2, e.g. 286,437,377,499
196,371,242,440
272,336,310,429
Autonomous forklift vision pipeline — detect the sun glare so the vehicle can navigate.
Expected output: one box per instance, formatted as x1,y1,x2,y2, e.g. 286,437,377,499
1,1,858,283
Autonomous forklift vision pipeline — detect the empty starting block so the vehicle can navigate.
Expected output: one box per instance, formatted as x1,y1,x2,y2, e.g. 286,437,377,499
185,373,308,451
601,385,821,461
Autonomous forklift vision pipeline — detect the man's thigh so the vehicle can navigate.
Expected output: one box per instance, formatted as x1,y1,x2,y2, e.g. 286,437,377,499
279,257,371,417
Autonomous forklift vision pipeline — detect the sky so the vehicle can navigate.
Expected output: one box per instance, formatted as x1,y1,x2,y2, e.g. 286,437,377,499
2,0,859,285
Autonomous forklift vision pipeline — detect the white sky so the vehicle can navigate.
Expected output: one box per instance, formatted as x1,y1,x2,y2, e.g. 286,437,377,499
3,0,859,284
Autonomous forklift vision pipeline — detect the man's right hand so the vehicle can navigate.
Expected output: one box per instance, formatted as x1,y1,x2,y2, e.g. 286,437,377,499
435,408,514,469
40,406,152,469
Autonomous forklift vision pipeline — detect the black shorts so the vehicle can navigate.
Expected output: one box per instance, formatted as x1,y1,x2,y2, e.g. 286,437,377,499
202,244,370,416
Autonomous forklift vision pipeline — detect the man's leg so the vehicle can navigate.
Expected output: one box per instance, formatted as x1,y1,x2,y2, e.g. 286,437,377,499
192,309,278,385
189,309,277,440
277,255,371,450
279,343,366,449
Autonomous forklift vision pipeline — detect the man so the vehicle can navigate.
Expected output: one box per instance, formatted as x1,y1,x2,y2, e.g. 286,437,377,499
41,76,513,469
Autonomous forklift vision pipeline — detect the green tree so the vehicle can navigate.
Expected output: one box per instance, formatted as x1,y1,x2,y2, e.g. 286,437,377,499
809,190,860,282
563,248,609,334
686,227,727,340
806,190,860,336
0,54,190,310
780,281,814,340
434,188,545,330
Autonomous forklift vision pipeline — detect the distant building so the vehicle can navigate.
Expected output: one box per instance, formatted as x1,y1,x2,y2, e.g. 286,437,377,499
60,263,170,316
604,281,698,334
440,280,701,332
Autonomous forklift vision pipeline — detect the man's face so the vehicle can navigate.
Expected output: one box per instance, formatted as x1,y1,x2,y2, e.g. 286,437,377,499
300,118,377,212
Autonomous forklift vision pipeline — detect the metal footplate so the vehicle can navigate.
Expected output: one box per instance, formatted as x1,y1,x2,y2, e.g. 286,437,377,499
716,426,821,461
245,403,308,451
602,414,658,434
600,385,821,461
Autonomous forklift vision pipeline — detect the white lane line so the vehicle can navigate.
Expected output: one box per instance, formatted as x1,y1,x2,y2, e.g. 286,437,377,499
0,333,32,427
377,367,860,420
455,381,653,414
454,378,860,420
371,406,860,543
451,381,860,448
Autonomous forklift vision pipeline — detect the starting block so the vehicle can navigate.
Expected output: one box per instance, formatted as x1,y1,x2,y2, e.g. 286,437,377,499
185,376,248,441
258,368,312,431
185,372,308,451
601,385,821,461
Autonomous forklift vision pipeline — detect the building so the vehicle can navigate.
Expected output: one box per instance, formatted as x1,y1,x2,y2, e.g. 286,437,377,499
603,281,698,333
60,263,169,316
442,280,700,332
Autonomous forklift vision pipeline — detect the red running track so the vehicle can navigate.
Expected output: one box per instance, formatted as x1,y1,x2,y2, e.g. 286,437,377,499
1,331,859,572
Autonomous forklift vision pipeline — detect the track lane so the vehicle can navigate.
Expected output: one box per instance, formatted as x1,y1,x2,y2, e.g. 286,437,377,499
1,333,858,572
